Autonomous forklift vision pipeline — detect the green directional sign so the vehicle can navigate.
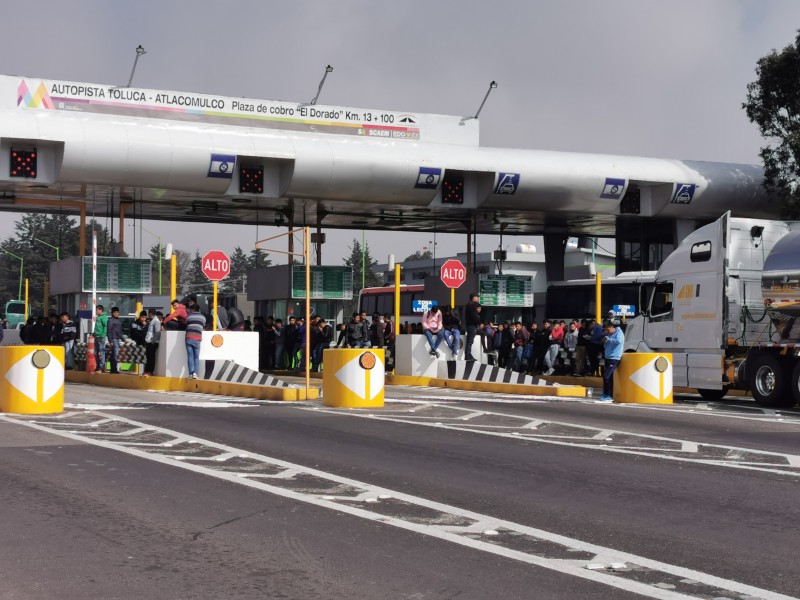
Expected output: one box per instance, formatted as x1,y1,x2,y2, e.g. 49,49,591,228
82,257,152,294
479,274,533,307
292,266,353,300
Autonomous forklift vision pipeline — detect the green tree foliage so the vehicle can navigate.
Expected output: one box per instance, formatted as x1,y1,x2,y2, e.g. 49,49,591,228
404,249,433,261
224,246,250,294
246,247,271,270
342,238,382,314
0,213,113,314
744,29,800,218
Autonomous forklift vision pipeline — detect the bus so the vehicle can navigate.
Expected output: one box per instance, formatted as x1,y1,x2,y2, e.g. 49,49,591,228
358,284,426,329
545,271,656,323
4,300,28,328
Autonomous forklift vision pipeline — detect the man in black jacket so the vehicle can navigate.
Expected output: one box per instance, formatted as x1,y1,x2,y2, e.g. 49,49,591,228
55,312,77,369
464,293,482,361
107,307,123,374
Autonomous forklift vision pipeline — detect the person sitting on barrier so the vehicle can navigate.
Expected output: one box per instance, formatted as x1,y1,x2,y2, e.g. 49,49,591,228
185,304,206,380
334,322,347,348
226,306,245,331
600,320,624,401
442,305,462,359
422,305,445,357
163,299,187,331
143,309,161,377
56,312,77,370
93,305,109,373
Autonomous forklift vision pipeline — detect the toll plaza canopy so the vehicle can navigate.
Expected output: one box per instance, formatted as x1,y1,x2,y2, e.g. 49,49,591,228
0,75,781,237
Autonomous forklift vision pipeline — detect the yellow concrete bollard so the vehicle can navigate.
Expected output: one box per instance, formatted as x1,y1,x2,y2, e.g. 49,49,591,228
614,352,673,404
322,348,384,408
0,346,65,414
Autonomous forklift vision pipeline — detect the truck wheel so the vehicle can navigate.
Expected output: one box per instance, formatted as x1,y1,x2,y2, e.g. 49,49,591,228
748,353,792,407
698,388,727,401
789,362,800,407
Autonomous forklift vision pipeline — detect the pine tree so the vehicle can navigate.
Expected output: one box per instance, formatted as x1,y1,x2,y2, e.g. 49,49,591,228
342,238,381,315
247,247,271,270
224,246,250,294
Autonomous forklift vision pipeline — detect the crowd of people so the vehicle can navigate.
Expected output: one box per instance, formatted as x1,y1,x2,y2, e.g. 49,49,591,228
6,295,626,399
250,311,397,373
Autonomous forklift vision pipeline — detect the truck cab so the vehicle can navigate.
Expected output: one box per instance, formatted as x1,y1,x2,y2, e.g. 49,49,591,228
625,212,800,405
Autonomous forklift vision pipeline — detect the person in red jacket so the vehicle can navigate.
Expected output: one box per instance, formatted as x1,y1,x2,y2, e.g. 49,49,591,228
162,299,187,330
543,320,565,375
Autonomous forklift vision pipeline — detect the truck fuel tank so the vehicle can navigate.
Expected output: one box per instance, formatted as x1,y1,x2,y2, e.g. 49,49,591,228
762,230,800,338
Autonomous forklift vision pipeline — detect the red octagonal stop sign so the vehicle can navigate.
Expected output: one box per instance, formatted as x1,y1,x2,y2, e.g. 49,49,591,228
440,258,467,289
202,250,230,281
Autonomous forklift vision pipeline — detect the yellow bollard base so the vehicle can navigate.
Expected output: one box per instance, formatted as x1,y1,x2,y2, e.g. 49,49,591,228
0,346,65,414
613,352,673,404
322,348,385,408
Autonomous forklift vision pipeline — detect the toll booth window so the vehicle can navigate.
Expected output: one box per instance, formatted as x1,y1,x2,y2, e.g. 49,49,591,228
690,241,712,262
10,147,37,179
239,165,264,194
649,282,673,320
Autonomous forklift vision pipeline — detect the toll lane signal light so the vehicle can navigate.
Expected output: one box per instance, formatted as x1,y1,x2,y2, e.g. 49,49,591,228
442,172,464,204
10,148,37,179
239,165,264,194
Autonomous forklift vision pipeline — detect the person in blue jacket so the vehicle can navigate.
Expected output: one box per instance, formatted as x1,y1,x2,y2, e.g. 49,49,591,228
600,320,624,401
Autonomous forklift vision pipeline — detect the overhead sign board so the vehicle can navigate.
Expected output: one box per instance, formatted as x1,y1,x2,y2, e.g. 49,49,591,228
479,275,533,307
11,77,478,146
81,257,152,294
291,266,353,300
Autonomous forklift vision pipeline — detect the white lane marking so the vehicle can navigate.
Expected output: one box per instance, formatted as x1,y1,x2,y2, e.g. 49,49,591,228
2,411,792,600
310,404,800,477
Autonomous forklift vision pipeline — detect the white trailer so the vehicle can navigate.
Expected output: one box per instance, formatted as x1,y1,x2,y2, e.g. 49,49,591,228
624,212,800,407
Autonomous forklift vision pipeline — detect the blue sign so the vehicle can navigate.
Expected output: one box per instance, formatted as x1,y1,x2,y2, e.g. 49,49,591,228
208,153,236,179
612,304,636,317
494,172,520,195
672,183,696,204
412,299,438,313
415,167,442,189
600,177,626,199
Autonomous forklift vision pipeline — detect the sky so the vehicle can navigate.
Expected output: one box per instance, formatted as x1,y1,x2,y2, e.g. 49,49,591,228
1,0,799,265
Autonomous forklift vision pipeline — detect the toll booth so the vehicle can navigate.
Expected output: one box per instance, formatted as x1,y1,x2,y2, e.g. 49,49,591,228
247,264,351,326
49,256,152,340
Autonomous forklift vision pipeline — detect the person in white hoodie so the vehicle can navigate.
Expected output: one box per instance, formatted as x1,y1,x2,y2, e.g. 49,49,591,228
143,309,162,377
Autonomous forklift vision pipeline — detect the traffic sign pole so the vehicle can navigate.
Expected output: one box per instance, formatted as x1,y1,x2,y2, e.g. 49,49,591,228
213,281,218,331
451,287,455,308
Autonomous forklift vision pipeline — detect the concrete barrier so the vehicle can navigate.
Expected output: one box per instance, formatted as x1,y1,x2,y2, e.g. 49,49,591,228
322,348,384,408
614,352,673,404
0,345,64,414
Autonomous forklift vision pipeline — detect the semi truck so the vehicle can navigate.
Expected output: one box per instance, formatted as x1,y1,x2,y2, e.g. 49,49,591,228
624,211,800,407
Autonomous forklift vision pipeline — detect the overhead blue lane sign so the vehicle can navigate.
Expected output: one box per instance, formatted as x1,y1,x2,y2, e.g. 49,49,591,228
494,172,520,195
415,167,441,189
600,177,626,200
672,183,697,204
208,153,236,179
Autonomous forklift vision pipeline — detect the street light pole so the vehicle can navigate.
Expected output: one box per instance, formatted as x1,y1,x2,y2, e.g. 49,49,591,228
32,238,60,261
0,248,23,299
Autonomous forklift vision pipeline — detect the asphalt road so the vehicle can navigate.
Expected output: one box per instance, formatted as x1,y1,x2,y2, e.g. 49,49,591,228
2,383,799,600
